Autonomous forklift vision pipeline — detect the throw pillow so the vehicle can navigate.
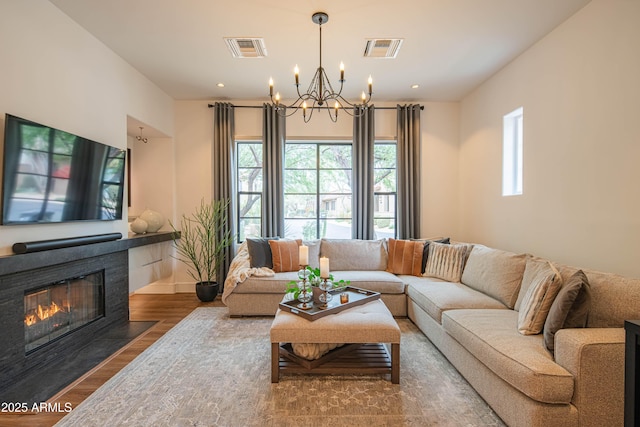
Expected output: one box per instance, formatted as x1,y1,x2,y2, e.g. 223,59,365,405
543,270,591,353
386,238,425,276
246,237,279,268
423,242,471,282
412,237,450,274
517,262,563,335
269,239,302,272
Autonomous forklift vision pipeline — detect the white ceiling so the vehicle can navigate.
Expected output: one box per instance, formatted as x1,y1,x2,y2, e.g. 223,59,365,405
50,0,590,105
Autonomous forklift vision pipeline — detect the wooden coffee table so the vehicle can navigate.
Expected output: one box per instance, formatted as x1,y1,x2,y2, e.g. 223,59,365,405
269,299,401,383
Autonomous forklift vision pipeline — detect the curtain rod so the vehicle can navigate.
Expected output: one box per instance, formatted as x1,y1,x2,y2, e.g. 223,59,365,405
207,104,423,110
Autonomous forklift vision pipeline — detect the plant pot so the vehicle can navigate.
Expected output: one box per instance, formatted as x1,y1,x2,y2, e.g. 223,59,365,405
196,281,219,302
312,287,323,304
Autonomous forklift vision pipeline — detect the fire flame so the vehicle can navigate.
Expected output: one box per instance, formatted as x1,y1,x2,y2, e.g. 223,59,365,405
24,301,65,326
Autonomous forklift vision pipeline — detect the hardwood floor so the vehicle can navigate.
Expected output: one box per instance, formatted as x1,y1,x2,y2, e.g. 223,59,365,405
0,293,222,427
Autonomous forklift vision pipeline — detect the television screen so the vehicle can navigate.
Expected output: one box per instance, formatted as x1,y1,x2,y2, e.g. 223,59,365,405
1,114,126,224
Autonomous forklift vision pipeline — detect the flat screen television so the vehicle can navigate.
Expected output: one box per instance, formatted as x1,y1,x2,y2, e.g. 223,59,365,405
1,114,126,225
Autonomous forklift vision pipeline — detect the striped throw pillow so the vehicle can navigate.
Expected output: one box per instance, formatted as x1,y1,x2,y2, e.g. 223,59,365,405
386,238,425,276
268,239,302,272
423,242,472,282
518,262,563,335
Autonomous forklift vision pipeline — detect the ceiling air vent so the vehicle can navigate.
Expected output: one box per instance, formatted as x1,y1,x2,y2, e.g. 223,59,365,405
363,38,403,59
224,37,267,58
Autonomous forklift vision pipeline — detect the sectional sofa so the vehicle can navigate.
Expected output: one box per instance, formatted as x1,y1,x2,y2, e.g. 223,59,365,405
221,238,640,427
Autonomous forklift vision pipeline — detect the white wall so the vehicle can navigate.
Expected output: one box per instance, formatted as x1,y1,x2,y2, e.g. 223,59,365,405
458,0,640,277
0,1,174,257
172,100,460,284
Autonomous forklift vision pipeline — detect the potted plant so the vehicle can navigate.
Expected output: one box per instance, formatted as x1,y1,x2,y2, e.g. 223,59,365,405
170,198,233,302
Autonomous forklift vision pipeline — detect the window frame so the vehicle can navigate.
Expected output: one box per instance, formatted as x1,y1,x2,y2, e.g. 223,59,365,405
502,107,524,197
284,140,353,240
235,140,263,242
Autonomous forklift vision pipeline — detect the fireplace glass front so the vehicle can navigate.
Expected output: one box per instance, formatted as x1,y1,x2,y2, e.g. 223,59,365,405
24,271,105,353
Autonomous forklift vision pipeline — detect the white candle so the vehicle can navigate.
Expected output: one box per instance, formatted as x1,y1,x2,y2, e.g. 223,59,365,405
320,257,330,278
299,245,308,266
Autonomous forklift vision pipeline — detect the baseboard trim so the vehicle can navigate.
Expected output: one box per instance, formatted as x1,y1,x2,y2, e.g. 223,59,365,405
133,281,195,294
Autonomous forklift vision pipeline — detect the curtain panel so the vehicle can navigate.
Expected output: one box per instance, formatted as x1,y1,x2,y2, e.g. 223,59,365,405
212,102,235,287
262,103,286,237
396,104,421,239
352,105,376,239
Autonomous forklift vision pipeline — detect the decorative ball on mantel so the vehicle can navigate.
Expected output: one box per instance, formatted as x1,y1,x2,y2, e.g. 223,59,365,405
139,209,165,232
130,217,148,234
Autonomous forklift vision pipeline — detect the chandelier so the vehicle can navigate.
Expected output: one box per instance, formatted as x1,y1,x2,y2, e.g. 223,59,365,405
268,12,373,123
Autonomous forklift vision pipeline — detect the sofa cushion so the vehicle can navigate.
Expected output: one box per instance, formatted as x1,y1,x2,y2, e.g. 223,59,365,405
331,271,405,294
246,237,279,268
386,238,424,276
404,276,508,323
269,239,302,272
424,242,471,282
303,239,321,269
543,270,591,353
461,245,527,309
320,239,387,271
442,309,574,404
517,261,562,335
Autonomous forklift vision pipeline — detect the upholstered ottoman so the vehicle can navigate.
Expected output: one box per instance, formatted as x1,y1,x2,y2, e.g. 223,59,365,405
270,299,401,383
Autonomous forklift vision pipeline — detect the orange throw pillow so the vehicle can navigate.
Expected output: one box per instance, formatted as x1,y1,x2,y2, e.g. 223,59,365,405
268,239,302,272
386,238,424,276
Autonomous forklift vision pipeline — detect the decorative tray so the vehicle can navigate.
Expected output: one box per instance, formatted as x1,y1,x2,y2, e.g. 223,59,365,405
278,286,380,321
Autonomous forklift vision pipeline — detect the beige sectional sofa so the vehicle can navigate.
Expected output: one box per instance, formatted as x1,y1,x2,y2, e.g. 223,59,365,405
221,238,640,427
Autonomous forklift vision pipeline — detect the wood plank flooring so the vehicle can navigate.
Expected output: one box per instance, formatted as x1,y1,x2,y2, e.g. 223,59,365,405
0,293,222,427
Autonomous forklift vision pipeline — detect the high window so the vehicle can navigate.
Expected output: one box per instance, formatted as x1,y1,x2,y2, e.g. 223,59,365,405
236,141,263,241
503,107,523,196
284,141,352,240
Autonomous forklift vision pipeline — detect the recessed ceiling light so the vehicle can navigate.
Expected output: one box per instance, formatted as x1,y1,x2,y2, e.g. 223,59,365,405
217,83,225,88
411,84,419,89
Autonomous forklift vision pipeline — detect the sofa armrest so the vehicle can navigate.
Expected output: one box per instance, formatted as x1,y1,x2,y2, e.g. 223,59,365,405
554,327,625,427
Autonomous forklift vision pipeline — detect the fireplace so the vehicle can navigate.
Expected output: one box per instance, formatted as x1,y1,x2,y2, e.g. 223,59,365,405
24,271,105,353
0,231,173,403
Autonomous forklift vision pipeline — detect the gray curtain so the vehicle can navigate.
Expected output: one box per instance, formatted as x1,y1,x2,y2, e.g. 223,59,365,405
396,104,421,239
212,102,235,287
262,103,286,237
352,105,375,239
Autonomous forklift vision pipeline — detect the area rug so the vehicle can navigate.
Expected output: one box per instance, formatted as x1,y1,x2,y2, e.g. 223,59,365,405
55,307,505,427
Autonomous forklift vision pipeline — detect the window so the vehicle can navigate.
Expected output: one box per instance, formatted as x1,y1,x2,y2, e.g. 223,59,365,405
236,141,263,242
503,107,523,196
374,142,397,238
284,141,352,240
235,139,397,241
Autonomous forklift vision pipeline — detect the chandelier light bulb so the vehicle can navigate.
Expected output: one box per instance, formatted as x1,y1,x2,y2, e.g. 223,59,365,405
294,65,299,85
340,62,345,81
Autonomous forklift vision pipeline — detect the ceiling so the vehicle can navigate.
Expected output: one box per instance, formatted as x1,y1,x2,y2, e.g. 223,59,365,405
50,0,590,105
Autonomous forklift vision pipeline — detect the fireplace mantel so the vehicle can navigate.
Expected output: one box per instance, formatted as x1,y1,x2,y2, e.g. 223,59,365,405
0,231,175,275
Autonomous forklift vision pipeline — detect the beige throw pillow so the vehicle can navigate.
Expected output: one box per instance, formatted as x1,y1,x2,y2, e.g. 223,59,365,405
518,261,563,335
423,242,471,282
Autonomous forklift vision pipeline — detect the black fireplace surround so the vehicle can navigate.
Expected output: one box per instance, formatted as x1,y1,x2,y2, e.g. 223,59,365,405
0,232,173,398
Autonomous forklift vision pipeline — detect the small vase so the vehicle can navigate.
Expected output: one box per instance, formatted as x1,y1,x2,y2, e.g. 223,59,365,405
312,287,323,305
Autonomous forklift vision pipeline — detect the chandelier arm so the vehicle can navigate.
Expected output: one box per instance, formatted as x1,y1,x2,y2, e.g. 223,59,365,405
267,11,373,122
